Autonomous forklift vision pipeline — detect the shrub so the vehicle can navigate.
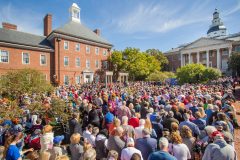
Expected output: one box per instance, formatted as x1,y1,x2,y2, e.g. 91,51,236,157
176,64,221,84
147,71,175,82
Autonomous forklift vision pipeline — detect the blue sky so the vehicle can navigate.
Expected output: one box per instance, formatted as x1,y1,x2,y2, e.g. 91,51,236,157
0,0,240,52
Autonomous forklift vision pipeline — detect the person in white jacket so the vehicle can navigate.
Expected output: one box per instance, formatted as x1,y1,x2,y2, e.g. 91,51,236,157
40,125,54,152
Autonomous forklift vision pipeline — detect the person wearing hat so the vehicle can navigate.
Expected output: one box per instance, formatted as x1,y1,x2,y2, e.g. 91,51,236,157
202,131,236,160
121,137,143,160
49,135,67,160
135,128,157,160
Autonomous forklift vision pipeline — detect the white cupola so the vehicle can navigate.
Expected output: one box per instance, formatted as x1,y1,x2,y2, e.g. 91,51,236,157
69,3,81,23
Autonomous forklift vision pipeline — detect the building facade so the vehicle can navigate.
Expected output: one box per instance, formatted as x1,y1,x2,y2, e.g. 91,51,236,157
0,3,113,85
165,9,240,74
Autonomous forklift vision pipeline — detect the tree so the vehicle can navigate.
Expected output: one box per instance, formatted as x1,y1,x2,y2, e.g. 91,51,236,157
109,48,161,81
146,49,169,70
176,64,221,84
0,68,54,100
228,52,240,76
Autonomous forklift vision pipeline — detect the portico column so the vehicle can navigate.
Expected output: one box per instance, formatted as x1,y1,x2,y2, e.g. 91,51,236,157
206,50,209,67
197,52,200,63
217,49,221,69
229,46,232,57
181,53,183,67
188,53,191,64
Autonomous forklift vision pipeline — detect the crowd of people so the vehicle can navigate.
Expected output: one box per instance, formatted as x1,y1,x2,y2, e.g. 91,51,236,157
0,77,239,160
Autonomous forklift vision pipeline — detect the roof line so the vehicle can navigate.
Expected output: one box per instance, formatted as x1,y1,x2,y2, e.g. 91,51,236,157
50,30,113,46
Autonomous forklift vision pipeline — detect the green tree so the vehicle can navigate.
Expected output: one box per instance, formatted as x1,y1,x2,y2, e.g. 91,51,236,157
109,48,161,81
228,52,240,76
146,49,169,70
0,68,53,100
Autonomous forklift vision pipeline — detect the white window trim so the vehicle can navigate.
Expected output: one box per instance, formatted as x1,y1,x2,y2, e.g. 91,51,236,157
95,47,99,55
0,50,9,63
76,57,80,67
64,75,69,85
75,43,80,52
64,56,69,66
64,41,69,50
22,52,30,64
86,45,90,54
40,54,47,66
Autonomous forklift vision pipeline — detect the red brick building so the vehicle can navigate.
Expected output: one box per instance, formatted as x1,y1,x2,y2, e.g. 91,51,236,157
0,3,112,85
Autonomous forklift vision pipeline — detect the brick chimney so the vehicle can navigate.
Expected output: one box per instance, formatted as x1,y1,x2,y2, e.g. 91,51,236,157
2,22,17,30
44,14,52,36
94,29,100,36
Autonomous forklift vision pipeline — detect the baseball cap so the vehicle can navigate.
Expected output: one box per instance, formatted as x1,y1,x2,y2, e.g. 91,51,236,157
53,135,64,144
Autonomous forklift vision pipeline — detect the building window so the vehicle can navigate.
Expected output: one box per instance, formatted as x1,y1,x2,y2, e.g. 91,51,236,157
86,46,90,54
222,50,229,56
64,75,69,85
95,60,99,68
40,55,47,65
0,50,9,63
22,53,30,64
75,76,81,84
76,57,80,67
64,57,69,66
64,41,69,50
103,50,107,56
86,60,90,68
103,61,108,69
95,47,99,55
76,43,80,51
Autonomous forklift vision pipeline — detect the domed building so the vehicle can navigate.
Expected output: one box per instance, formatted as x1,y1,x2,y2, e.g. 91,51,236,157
165,9,240,75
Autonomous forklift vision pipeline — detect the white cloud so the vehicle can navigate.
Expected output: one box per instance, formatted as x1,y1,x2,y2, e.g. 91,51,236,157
110,0,239,34
0,2,43,35
223,0,240,16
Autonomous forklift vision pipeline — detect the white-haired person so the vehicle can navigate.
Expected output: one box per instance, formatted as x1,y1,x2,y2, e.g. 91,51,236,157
148,137,176,160
134,119,145,139
121,137,143,160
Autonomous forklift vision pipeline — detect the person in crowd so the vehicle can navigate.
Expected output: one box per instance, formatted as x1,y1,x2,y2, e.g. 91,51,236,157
180,125,196,159
40,125,54,152
148,137,177,160
68,113,81,136
162,111,179,131
49,135,67,160
4,132,34,160
69,133,84,160
193,111,206,130
135,128,157,160
121,137,143,160
144,118,157,139
121,116,135,138
179,113,200,137
151,116,163,139
107,150,119,160
107,126,125,158
82,124,96,147
202,131,236,160
169,132,191,160
95,129,109,159
134,119,145,139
